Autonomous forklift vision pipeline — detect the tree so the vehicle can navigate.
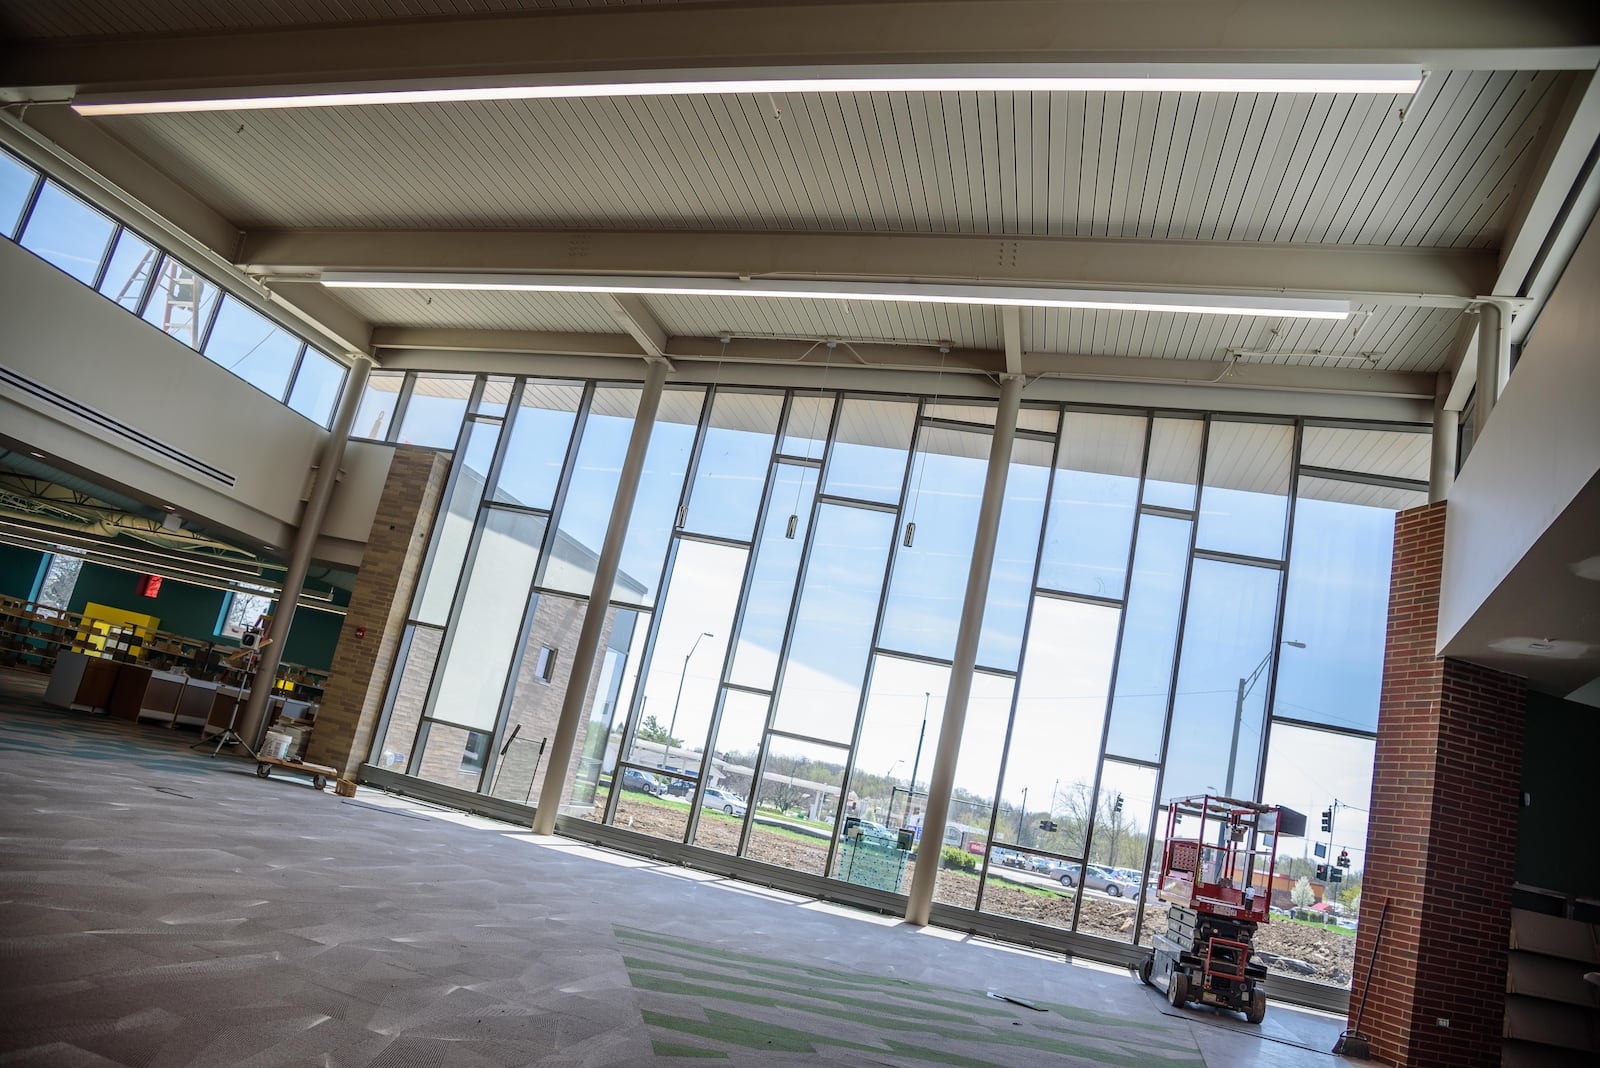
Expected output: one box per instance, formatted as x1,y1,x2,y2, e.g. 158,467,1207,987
635,715,681,748
1291,876,1314,907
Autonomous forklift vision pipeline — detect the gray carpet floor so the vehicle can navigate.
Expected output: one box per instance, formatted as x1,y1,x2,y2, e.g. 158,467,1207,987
0,669,1349,1066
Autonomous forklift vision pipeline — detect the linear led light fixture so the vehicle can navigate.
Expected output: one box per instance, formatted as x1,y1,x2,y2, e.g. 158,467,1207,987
72,64,1423,115
321,272,1350,320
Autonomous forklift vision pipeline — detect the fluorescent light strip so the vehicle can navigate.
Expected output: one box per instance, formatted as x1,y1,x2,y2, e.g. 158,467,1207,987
321,272,1350,320
73,65,1423,115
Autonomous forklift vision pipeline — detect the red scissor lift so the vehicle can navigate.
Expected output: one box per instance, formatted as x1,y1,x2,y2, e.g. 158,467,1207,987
1139,794,1287,1024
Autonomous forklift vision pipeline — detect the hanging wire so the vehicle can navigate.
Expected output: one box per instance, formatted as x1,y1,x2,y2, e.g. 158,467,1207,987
787,341,833,537
902,345,949,547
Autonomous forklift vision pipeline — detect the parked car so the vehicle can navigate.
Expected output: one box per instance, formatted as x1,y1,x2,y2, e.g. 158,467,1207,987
1049,862,1140,897
621,768,664,796
700,787,747,816
845,818,895,841
989,847,1030,869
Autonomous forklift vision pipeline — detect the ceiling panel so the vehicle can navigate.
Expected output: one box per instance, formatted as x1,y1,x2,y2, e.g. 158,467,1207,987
1026,303,1465,372
98,71,1563,246
643,294,1003,350
0,0,713,38
331,286,620,333
1302,425,1432,482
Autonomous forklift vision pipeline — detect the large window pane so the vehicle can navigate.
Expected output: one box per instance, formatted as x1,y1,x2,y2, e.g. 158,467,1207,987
728,463,816,690
397,373,473,449
141,255,219,348
1275,481,1399,733
1077,761,1157,943
933,672,1014,907
1163,560,1282,801
375,625,442,769
96,229,159,310
1104,515,1192,762
286,348,346,426
1197,421,1294,560
1002,597,1120,863
543,386,639,596
770,505,895,744
614,388,703,606
880,425,989,661
0,151,36,238
683,389,782,541
352,370,404,440
848,657,949,848
494,380,583,511
1302,424,1430,482
691,689,769,855
477,376,514,418
979,435,1052,671
1259,723,1373,988
1038,412,1145,598
823,397,916,503
624,541,744,795
415,722,490,792
202,295,301,399
427,510,547,732
567,608,644,816
746,735,849,876
414,421,502,626
1142,417,1202,510
19,181,115,284
780,393,833,459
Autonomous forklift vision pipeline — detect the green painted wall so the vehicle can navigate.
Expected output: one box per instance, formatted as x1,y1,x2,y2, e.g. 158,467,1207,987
1517,690,1600,898
0,545,47,598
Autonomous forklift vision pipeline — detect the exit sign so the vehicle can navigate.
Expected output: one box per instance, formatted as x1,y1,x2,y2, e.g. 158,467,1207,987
137,575,163,598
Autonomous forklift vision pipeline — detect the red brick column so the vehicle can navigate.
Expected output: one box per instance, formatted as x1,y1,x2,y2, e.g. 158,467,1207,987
1350,501,1526,1066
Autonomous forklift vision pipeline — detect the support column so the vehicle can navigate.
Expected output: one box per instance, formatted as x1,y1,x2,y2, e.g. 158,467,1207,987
1351,501,1526,1067
1429,373,1456,503
905,373,1023,926
242,355,371,740
532,358,667,834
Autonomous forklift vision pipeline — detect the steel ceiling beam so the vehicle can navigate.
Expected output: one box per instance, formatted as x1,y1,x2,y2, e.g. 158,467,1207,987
4,1,1596,102
242,229,1493,307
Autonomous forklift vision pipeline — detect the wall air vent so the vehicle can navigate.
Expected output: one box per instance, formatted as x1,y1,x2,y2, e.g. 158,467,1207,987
0,364,236,488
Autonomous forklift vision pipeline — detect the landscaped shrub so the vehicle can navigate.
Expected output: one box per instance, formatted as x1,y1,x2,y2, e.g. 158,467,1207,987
940,846,977,872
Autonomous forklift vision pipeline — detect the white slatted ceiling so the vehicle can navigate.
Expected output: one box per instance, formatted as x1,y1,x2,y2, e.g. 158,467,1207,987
1026,303,1464,373
1204,420,1295,496
334,286,621,333
103,70,1560,246
1302,425,1431,482
644,294,1002,350
0,0,708,38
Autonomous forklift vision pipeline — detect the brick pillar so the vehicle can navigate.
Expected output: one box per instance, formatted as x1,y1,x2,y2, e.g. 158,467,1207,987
305,446,451,779
1351,501,1527,1066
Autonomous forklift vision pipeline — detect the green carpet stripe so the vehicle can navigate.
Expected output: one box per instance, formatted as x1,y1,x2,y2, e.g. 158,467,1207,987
650,1039,730,1058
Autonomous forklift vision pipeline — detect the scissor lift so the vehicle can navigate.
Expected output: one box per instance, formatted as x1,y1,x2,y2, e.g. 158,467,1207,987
1139,794,1288,1025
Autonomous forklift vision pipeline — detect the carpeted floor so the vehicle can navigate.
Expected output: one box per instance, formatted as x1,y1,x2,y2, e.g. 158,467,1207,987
0,668,1351,1066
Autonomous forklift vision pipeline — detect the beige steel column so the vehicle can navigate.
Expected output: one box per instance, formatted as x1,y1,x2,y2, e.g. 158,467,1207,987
241,354,372,741
905,373,1024,926
1430,372,1457,503
532,357,668,834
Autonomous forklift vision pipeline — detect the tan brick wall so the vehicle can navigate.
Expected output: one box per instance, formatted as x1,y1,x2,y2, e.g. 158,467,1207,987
305,447,451,778
1350,501,1526,1067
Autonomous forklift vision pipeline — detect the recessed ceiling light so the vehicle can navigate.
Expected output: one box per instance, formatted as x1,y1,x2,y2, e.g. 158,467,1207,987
28,451,46,458
71,64,1425,116
321,272,1350,320
162,504,177,511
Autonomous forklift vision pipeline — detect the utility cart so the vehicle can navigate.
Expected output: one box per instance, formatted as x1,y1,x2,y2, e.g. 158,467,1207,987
1139,794,1297,1025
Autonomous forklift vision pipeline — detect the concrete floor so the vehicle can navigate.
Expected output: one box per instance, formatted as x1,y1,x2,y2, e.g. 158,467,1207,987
0,669,1367,1067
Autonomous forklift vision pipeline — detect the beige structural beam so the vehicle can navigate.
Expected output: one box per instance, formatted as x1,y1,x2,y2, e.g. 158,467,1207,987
242,229,1493,308
5,1,1596,102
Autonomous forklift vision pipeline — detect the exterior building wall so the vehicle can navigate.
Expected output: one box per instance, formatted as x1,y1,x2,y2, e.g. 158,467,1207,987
305,447,451,779
1351,501,1527,1066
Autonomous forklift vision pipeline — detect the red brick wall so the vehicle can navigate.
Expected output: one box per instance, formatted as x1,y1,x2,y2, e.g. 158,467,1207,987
1350,501,1526,1067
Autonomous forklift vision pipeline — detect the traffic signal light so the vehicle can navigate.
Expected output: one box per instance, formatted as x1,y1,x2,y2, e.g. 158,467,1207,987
1113,793,1124,814
1329,867,1344,883
1337,849,1351,868
1320,808,1332,833
1038,819,1058,833
1316,864,1328,880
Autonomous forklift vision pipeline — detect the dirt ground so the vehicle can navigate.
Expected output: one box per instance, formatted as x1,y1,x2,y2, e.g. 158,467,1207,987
598,794,1354,986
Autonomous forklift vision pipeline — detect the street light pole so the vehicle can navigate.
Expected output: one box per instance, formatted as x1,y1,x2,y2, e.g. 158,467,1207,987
665,631,713,769
1225,640,1306,797
906,691,930,826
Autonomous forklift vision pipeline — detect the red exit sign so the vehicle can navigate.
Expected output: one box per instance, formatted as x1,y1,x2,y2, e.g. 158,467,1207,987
137,574,163,598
